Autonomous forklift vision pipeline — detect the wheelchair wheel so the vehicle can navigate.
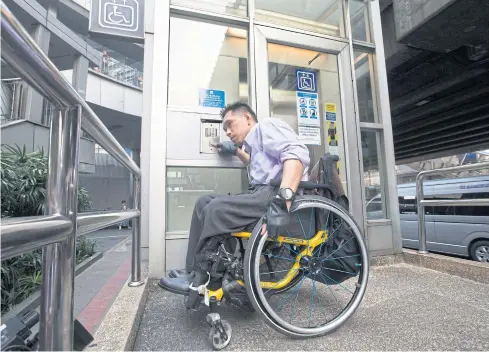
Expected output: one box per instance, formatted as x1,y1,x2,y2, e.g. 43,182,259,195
243,196,369,338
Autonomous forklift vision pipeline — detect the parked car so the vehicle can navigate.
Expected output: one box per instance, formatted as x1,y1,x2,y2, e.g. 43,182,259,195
367,175,489,262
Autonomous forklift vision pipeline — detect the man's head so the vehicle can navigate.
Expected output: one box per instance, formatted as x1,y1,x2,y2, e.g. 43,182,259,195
221,102,258,145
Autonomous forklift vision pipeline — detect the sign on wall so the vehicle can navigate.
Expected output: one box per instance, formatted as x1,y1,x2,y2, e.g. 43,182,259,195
295,69,319,128
199,89,226,109
89,0,145,42
298,125,321,146
325,102,340,174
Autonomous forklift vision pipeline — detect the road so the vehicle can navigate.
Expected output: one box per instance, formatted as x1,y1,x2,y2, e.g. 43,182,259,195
86,228,131,253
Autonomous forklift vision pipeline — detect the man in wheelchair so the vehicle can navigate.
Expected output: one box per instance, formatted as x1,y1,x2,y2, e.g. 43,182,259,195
159,102,310,305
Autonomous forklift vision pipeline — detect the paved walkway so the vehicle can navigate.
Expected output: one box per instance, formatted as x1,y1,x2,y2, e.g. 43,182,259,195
134,263,489,351
75,229,131,333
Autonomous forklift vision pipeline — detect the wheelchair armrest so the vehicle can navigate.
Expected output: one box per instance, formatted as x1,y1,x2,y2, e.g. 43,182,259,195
269,179,335,192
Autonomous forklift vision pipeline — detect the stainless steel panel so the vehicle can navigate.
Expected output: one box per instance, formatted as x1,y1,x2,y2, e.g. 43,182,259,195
200,121,221,154
165,238,189,271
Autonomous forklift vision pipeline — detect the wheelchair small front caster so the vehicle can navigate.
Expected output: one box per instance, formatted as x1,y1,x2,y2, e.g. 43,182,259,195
206,313,232,350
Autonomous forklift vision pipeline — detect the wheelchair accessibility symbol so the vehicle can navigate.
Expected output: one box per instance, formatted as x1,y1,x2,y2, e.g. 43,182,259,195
99,0,140,32
296,70,316,92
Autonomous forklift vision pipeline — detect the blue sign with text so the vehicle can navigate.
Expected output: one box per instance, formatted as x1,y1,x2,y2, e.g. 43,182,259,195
199,89,226,108
296,69,317,93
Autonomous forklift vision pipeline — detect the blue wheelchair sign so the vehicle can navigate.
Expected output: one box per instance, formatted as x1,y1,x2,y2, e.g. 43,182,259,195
296,70,317,92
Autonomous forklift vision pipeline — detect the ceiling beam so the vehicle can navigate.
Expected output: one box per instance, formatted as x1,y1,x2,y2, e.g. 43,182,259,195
396,127,489,154
394,100,489,136
394,110,489,144
396,135,489,161
389,68,487,115
392,84,489,126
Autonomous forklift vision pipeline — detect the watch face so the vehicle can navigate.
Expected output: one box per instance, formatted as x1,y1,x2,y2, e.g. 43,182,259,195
280,188,294,200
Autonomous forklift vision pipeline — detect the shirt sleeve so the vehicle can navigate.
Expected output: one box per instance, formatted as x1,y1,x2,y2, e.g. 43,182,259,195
260,118,310,169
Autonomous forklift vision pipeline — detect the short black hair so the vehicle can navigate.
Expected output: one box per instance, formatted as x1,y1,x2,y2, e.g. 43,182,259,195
220,102,258,122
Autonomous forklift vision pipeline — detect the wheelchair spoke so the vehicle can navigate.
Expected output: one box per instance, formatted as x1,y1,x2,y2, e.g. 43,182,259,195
306,274,329,319
308,273,317,328
262,267,302,296
319,271,355,295
282,243,301,256
289,277,303,324
275,275,307,312
308,207,314,240
323,254,361,262
319,272,340,303
265,253,295,262
321,235,355,262
314,210,332,258
323,267,358,276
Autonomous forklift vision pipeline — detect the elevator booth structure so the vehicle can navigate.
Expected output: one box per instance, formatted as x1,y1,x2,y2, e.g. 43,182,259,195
140,0,402,277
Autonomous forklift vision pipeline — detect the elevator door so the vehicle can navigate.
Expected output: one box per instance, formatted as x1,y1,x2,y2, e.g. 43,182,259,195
254,25,364,223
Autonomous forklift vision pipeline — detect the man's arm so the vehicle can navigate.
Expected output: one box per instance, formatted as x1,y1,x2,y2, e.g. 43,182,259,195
280,159,304,206
261,118,310,207
236,147,250,165
260,119,309,236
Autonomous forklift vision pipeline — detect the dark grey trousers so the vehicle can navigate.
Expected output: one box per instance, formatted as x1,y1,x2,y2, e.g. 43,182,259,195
185,185,277,272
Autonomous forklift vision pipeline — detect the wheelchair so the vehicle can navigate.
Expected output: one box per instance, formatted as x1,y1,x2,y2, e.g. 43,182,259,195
167,155,369,350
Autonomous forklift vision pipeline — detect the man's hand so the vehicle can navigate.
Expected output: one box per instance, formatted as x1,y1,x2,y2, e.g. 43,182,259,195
214,141,238,155
261,196,292,237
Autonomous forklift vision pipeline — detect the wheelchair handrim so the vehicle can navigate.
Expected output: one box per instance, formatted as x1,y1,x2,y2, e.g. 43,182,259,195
247,198,369,337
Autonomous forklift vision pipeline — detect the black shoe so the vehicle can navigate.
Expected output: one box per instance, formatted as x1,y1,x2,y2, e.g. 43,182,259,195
168,269,189,279
158,277,190,296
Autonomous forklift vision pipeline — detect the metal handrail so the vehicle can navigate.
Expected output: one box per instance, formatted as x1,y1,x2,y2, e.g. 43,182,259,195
416,161,489,254
0,2,144,351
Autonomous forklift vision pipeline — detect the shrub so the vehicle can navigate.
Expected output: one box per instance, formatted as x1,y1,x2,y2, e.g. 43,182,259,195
1,145,96,314
1,145,92,217
1,236,97,314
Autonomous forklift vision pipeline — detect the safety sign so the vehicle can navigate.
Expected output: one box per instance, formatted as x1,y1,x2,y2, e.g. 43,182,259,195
327,118,340,174
199,89,226,109
296,92,320,127
325,103,337,121
298,126,321,146
89,0,145,41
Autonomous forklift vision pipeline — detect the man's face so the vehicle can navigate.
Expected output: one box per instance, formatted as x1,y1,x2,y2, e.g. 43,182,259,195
223,110,254,145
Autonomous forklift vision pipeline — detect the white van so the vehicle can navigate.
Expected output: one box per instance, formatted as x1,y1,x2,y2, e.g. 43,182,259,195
367,175,489,262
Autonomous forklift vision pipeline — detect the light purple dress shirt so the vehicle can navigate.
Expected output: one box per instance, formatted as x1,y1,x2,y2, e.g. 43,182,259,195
242,118,310,185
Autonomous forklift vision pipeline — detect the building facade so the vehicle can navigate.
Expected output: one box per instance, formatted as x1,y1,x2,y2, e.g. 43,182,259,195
140,0,403,277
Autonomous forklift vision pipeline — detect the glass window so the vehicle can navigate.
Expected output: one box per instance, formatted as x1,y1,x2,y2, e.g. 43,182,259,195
432,192,489,217
362,130,386,219
349,0,371,42
168,18,248,109
255,0,345,37
170,0,247,17
266,43,348,197
166,167,249,232
354,50,378,123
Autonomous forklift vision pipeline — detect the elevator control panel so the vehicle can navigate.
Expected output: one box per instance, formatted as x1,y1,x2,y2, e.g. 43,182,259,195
200,120,222,154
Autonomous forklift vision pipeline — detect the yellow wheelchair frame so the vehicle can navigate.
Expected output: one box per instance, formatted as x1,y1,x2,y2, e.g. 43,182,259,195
205,230,327,301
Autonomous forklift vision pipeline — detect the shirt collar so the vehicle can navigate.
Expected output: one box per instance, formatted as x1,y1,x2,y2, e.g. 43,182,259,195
243,122,259,147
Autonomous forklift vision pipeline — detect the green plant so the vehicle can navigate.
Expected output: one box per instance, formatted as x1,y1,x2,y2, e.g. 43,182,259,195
1,236,97,315
1,144,93,217
1,144,96,314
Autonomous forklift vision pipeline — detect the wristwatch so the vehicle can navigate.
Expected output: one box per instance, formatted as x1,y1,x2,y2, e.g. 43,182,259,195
277,187,295,201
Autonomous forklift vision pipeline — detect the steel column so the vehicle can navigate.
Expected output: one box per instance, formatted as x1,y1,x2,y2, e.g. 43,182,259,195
129,177,144,286
39,106,82,351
